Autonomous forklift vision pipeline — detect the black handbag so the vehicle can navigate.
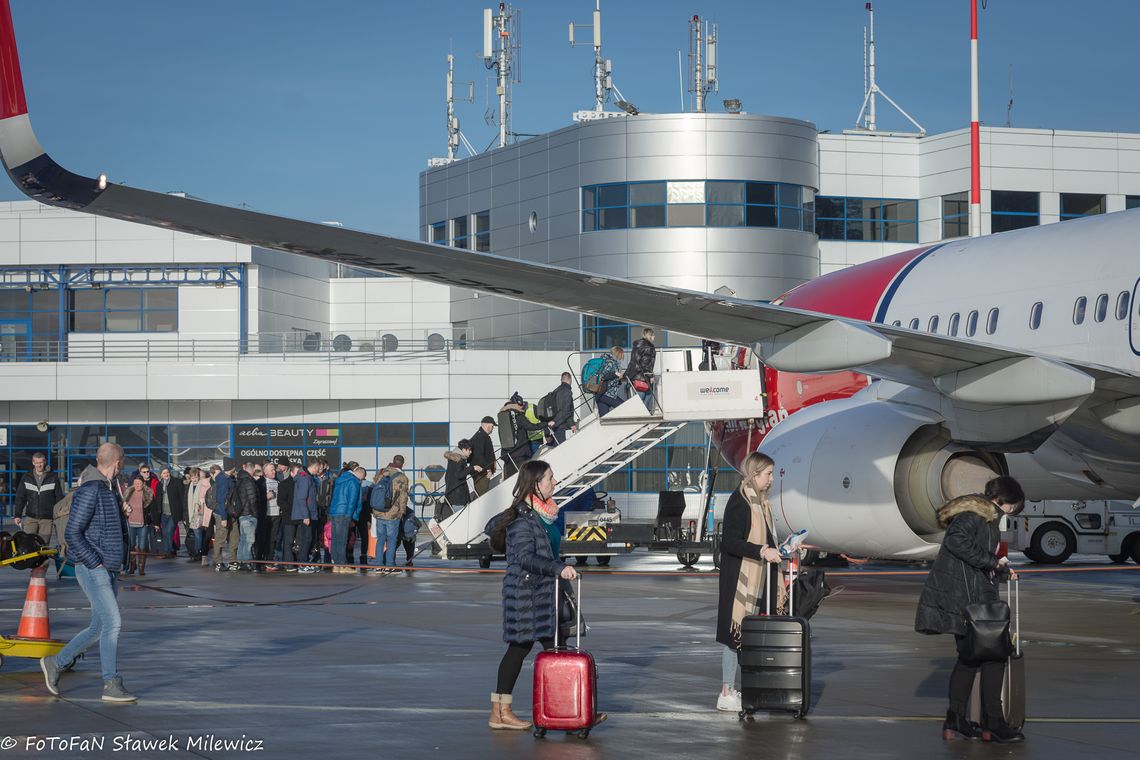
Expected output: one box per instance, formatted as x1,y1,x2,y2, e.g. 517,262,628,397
961,566,1014,665
558,577,588,638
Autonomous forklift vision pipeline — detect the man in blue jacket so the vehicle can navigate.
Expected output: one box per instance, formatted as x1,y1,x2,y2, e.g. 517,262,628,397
211,459,239,572
282,461,319,573
329,465,365,573
40,442,137,703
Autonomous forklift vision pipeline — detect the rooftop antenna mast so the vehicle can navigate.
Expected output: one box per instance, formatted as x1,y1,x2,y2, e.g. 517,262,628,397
484,3,522,148
688,15,717,113
569,1,609,113
446,54,476,160
852,2,925,135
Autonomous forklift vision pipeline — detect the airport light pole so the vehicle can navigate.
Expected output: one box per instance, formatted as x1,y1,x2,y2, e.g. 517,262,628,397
969,0,981,237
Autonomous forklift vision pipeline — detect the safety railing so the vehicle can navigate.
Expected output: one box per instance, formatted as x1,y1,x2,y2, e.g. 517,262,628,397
0,334,578,364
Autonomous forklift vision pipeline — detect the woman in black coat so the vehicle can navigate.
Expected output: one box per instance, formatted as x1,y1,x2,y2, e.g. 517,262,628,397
915,476,1025,743
484,460,579,731
715,451,785,713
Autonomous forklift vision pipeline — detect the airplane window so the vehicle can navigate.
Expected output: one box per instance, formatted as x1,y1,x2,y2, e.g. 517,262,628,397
965,310,979,337
948,313,960,336
1029,301,1042,330
908,318,920,330
986,308,999,335
1073,296,1087,325
1115,291,1130,320
1094,293,1109,323
891,320,901,327
928,315,939,333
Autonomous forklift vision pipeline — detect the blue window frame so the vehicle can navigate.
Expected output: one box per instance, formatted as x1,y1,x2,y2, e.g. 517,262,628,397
429,221,446,244
69,287,177,333
991,191,1039,233
815,197,918,242
598,423,741,495
942,191,969,238
582,180,814,233
451,215,469,249
473,211,491,252
1059,193,1105,221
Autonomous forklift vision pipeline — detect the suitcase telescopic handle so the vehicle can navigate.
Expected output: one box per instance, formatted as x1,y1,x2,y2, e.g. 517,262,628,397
1007,575,1020,656
553,573,582,649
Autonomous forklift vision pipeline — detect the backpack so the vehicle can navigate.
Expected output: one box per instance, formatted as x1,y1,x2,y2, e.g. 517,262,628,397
223,479,239,516
582,356,606,394
370,474,394,511
402,506,423,542
538,389,557,421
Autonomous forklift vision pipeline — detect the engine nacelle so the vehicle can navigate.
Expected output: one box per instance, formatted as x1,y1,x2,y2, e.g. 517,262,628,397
760,390,1003,560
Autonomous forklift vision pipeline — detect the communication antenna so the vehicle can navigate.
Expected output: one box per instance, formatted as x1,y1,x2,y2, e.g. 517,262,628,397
687,15,718,113
446,55,476,160
1006,64,1014,128
851,2,925,136
569,1,607,113
484,3,523,148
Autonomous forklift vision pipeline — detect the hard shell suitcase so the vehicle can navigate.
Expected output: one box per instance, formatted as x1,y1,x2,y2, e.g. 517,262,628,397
738,558,812,720
533,577,600,738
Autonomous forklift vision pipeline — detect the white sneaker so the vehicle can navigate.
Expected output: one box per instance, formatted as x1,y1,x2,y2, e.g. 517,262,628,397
716,690,742,712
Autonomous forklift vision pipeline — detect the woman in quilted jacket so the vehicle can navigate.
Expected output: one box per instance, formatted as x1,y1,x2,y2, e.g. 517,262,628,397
484,460,578,731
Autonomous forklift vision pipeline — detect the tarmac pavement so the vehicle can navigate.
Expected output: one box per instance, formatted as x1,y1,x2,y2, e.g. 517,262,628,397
0,552,1137,760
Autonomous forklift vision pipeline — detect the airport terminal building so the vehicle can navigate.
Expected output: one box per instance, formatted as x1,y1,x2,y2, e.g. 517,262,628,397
1,114,1139,515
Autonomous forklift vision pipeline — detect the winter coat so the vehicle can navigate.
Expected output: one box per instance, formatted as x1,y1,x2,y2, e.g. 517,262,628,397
328,470,362,521
915,495,1002,637
155,477,187,523
627,337,657,382
291,471,317,522
15,470,64,520
469,428,496,473
186,480,205,530
66,465,127,571
551,382,575,430
231,470,260,519
489,505,566,644
375,467,408,521
598,353,626,402
278,475,296,522
213,472,233,520
443,450,475,506
716,488,778,648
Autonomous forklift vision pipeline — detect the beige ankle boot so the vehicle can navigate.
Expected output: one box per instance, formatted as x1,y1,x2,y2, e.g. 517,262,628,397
489,693,531,730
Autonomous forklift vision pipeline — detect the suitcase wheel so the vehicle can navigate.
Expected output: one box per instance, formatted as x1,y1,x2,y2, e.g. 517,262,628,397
532,728,547,739
575,729,590,739
794,710,807,721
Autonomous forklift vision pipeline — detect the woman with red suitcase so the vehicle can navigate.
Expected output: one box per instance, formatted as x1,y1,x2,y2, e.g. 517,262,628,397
485,460,582,731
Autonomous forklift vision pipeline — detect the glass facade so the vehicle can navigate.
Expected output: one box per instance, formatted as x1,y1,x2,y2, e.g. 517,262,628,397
581,180,815,233
70,287,177,333
0,421,451,517
1059,193,1105,220
942,191,969,238
815,197,918,242
991,191,1039,233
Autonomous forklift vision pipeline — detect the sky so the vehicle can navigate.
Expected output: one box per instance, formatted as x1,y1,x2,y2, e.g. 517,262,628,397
3,0,1140,238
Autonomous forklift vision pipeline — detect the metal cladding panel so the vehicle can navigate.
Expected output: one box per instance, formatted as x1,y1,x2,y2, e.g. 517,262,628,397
625,129,707,159
492,154,520,184
579,133,627,163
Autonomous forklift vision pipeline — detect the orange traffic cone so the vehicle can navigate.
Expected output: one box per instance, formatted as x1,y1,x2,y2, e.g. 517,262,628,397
16,564,51,640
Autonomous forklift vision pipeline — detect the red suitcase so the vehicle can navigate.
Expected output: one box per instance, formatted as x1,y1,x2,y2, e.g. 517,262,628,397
533,577,600,738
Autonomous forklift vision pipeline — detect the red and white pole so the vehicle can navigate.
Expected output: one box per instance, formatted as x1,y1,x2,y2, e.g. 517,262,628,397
969,0,981,237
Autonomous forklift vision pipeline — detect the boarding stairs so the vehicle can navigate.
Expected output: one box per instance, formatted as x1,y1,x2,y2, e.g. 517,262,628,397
429,356,764,557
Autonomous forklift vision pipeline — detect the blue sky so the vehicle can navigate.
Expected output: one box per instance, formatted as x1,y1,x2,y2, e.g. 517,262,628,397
4,1,1139,237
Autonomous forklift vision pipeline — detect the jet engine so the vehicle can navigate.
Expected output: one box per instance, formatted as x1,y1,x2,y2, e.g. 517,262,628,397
759,391,1004,560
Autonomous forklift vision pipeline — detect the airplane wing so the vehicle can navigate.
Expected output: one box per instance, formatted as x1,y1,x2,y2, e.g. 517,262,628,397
1,2,1139,440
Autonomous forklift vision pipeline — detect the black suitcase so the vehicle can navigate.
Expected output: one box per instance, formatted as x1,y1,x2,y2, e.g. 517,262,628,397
738,561,811,720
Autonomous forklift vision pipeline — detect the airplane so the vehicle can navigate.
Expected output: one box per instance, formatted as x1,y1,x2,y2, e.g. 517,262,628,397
1,2,1139,562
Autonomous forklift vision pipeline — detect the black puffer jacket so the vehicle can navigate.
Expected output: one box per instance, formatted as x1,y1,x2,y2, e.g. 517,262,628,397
231,470,261,519
443,450,475,506
915,495,1002,636
628,337,656,382
489,506,565,644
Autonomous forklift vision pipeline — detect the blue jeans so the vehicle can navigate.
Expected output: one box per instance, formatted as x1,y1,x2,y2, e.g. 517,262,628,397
331,515,351,565
375,518,400,567
127,525,148,555
637,384,655,412
55,564,121,682
237,516,257,561
160,513,175,554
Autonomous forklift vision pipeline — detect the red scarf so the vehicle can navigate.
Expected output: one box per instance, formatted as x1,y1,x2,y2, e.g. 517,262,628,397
527,494,559,523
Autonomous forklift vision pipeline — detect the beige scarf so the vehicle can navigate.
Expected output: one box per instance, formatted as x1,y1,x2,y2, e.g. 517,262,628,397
730,485,787,647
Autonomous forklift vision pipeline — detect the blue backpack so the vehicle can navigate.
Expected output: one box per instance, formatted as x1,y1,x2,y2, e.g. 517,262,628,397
582,356,606,393
402,506,423,542
370,474,393,511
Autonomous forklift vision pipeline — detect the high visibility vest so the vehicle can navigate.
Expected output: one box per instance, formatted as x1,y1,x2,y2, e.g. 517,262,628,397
525,403,545,442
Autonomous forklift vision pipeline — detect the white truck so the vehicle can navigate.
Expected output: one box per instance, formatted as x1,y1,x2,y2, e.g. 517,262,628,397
1009,499,1140,565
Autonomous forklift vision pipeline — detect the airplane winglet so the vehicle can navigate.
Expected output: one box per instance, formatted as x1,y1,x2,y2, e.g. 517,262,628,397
0,0,28,121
